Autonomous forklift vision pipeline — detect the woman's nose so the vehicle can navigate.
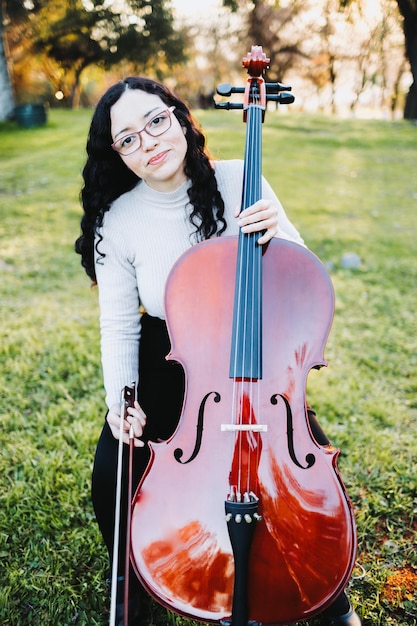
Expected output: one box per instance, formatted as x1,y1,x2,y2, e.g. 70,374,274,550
140,132,159,150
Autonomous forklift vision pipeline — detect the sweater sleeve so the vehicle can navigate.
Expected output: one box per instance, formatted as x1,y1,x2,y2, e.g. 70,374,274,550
261,175,305,246
214,160,305,246
95,219,141,409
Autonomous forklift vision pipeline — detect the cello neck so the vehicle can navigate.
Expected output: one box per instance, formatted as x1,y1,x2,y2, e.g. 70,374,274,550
229,56,267,381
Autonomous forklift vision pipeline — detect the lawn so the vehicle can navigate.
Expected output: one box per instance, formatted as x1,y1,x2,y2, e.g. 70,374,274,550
0,107,416,625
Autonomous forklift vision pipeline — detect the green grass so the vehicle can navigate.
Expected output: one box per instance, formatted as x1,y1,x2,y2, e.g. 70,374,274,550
0,109,416,625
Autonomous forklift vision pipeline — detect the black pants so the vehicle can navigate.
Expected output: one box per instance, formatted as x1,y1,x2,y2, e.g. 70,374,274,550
92,314,184,571
91,314,350,617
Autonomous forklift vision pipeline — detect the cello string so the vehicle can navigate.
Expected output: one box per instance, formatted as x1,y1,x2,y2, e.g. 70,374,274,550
232,102,251,500
230,169,244,500
230,93,264,501
238,138,250,500
244,102,261,499
245,105,256,499
248,103,262,499
255,103,263,499
242,99,255,498
254,102,264,499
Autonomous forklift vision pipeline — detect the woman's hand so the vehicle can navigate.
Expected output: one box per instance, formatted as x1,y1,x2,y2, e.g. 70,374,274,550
107,400,147,447
235,199,279,244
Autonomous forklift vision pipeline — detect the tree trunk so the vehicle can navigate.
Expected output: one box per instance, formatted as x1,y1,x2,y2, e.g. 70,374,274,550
397,0,417,119
68,65,84,109
404,81,417,118
0,12,15,121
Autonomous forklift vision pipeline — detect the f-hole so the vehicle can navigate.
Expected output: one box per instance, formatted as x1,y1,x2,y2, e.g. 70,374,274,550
174,391,221,464
270,393,316,469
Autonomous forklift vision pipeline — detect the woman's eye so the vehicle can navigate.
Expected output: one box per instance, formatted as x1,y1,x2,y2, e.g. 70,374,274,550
150,114,166,128
121,135,137,147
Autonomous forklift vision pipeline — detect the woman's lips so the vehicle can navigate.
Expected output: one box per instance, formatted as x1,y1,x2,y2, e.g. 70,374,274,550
148,150,169,165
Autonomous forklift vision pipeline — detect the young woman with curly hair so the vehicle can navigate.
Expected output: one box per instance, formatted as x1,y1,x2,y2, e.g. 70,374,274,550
76,77,360,626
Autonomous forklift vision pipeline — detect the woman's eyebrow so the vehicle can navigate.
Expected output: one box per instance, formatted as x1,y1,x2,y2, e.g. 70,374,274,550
113,107,164,140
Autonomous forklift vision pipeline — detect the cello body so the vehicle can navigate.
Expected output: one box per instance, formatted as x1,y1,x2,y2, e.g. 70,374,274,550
130,236,357,625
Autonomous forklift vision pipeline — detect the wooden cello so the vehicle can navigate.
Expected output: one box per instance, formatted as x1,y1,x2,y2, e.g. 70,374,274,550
130,46,357,625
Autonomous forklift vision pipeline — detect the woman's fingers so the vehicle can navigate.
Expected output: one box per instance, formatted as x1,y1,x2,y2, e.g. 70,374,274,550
236,200,279,243
107,400,147,447
126,400,147,442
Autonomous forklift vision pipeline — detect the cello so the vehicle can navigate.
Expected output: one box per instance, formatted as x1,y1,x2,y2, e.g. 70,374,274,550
129,46,357,625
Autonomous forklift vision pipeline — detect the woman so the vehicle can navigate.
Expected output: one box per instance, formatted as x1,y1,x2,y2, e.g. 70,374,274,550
76,77,360,626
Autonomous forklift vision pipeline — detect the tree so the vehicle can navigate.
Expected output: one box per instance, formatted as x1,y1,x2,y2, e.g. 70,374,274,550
222,0,307,83
313,0,405,115
0,7,14,120
396,0,417,118
33,0,186,107
2,0,186,109
0,0,45,119
247,0,307,82
340,0,416,117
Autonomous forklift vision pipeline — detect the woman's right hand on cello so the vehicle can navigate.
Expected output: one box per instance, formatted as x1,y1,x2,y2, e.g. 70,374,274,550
107,400,147,447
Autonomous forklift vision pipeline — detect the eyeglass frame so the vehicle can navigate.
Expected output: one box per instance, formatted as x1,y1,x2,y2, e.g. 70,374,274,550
111,106,176,155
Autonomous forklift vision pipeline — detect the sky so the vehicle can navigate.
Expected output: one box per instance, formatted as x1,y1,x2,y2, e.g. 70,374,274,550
171,0,222,19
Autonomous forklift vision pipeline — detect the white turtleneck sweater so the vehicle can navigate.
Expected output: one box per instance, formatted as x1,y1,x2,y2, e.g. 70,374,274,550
95,159,304,408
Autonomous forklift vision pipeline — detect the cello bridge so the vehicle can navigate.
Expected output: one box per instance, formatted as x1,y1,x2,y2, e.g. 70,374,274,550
221,424,268,432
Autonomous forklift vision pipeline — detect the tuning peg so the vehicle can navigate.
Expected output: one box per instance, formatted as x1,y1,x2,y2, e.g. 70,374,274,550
279,93,295,104
267,92,295,105
265,82,292,93
216,83,245,97
215,102,244,110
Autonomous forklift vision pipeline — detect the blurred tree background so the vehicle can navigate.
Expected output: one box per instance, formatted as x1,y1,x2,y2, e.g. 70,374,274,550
0,0,416,120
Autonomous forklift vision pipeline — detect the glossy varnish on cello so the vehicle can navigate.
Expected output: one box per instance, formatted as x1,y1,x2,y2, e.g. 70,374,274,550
130,46,357,625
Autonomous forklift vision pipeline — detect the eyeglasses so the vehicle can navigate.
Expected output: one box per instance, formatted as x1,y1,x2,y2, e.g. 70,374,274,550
111,106,176,156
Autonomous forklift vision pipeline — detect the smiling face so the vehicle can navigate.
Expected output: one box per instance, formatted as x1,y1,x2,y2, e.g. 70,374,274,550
110,89,188,193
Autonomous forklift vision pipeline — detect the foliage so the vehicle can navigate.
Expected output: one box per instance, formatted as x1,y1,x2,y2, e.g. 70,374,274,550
248,0,307,82
339,0,417,117
0,0,411,117
3,0,186,108
0,0,47,118
0,109,416,626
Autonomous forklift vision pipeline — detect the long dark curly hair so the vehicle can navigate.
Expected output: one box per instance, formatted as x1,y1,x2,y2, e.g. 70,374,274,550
75,76,227,282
